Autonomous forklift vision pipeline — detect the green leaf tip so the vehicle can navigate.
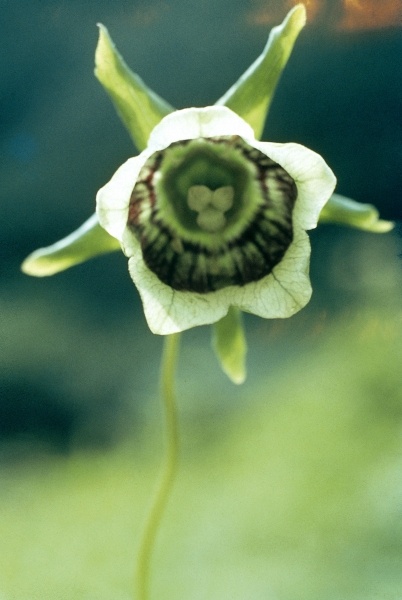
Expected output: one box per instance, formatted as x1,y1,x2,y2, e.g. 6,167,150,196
216,4,306,139
21,213,121,277
95,23,174,151
319,194,394,233
212,307,247,384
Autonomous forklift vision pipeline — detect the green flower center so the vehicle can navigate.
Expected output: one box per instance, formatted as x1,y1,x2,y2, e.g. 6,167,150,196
128,135,297,293
187,185,234,233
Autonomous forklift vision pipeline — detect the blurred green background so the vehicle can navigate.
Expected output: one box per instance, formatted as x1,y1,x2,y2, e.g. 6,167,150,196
1,0,402,598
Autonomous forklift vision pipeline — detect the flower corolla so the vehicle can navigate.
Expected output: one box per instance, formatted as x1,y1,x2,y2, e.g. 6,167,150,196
96,105,336,334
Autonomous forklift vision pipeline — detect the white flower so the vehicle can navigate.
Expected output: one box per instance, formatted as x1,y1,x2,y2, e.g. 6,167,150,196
96,106,336,334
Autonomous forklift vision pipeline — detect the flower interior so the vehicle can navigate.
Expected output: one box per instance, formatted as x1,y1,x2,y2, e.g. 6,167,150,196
128,135,297,293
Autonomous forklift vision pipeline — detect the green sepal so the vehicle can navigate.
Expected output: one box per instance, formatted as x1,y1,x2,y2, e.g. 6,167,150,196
216,4,306,139
95,24,174,151
21,214,121,277
212,307,247,384
319,194,394,233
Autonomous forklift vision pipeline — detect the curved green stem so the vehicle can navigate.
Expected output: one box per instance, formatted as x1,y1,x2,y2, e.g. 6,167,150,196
135,333,181,600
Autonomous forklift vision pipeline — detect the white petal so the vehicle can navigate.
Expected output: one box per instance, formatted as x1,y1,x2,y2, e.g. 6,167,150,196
147,106,256,152
255,141,336,230
128,251,230,334
230,228,312,318
128,228,311,332
96,154,150,241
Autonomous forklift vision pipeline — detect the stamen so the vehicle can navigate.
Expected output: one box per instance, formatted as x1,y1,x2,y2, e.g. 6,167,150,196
187,184,234,234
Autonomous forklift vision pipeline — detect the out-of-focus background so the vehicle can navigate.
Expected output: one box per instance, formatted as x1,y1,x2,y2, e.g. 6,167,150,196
1,1,402,598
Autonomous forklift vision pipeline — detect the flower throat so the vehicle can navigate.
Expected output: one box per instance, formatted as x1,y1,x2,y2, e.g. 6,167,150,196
128,135,297,294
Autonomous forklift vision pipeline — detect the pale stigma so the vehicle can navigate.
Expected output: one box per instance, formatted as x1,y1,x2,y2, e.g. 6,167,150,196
187,185,234,233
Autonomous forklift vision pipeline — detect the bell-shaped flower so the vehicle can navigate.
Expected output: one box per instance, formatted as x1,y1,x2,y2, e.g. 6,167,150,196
21,4,393,382
96,105,336,335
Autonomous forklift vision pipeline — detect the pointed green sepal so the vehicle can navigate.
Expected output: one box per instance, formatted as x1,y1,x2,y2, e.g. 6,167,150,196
212,307,247,384
319,194,394,233
216,4,306,139
95,24,174,151
21,213,121,277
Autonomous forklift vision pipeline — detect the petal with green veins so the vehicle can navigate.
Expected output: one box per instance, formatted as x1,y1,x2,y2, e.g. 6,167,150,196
212,307,247,384
319,193,394,233
216,4,306,139
95,24,174,151
21,214,120,277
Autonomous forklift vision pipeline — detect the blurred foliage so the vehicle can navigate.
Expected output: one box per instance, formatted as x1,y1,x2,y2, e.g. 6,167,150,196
1,297,402,599
1,228,402,598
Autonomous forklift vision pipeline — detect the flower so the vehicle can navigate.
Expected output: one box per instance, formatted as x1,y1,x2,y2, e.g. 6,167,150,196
96,105,336,335
21,5,392,382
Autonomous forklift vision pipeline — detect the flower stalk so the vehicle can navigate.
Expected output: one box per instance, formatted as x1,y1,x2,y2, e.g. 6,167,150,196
135,333,181,600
